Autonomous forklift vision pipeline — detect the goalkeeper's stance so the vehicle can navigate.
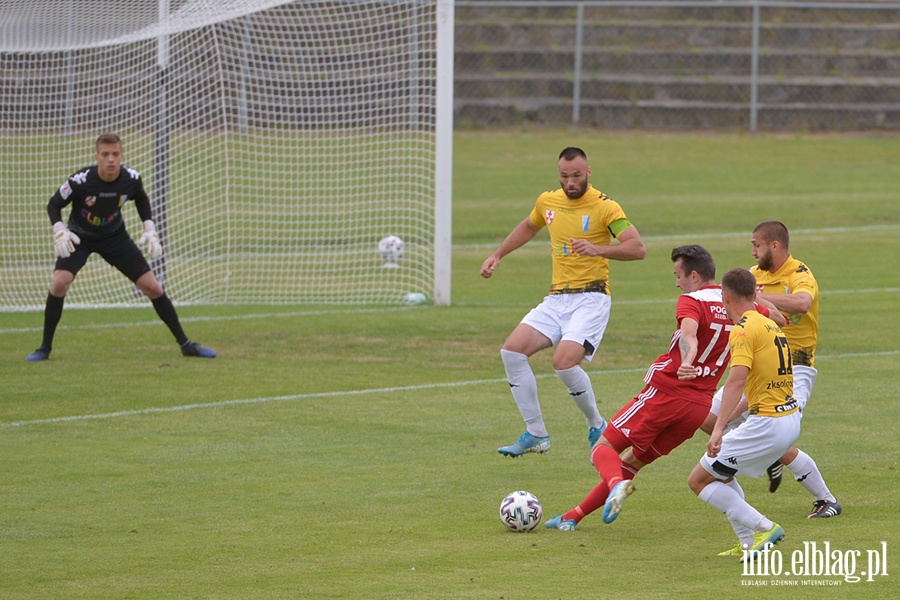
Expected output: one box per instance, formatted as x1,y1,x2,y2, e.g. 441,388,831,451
25,132,216,362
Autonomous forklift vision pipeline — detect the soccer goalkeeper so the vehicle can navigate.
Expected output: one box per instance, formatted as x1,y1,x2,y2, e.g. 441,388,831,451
25,133,216,362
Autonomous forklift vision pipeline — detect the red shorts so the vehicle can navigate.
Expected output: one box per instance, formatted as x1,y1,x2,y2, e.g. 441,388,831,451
604,384,711,465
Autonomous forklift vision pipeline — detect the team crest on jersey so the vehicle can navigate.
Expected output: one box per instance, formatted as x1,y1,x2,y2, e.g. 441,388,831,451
84,196,96,207
59,181,72,199
582,215,590,231
545,210,555,225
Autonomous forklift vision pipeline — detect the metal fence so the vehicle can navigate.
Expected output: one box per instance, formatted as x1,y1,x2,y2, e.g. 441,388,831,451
455,1,900,130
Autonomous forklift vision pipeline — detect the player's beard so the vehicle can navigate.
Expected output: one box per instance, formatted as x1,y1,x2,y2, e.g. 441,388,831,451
564,181,588,199
756,250,774,271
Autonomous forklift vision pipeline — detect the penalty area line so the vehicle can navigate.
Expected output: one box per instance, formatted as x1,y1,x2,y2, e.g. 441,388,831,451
3,350,897,429
1,367,649,429
2,287,897,336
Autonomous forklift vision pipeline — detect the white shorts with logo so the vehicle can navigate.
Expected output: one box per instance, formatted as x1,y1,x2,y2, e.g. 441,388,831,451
700,411,801,479
521,292,611,362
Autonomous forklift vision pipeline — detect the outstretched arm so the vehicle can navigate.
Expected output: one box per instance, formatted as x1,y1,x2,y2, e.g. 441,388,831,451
707,365,748,458
569,224,646,261
758,290,812,315
480,218,542,278
754,294,788,327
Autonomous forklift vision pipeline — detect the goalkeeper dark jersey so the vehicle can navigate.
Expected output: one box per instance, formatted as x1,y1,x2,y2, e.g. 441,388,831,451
47,165,152,239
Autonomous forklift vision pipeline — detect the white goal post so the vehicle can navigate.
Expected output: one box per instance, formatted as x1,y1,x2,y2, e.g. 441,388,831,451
0,0,453,309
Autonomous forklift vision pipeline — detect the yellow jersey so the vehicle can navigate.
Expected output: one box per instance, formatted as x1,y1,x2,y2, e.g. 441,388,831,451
729,310,798,418
751,255,819,367
528,185,632,295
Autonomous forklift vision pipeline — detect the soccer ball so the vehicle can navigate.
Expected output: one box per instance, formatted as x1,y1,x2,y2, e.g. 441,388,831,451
499,490,542,532
403,292,427,305
378,235,404,266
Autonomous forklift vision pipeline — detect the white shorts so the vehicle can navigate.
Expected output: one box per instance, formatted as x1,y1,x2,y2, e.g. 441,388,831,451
709,387,748,432
709,364,817,423
792,364,817,412
700,411,801,479
521,292,611,362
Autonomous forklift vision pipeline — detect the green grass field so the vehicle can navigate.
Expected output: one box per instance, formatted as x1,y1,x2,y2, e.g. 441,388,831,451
1,131,899,599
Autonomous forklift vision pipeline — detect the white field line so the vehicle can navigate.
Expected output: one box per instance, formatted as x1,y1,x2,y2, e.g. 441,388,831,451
456,223,900,250
0,287,897,336
2,350,898,429
2,223,897,333
0,306,415,335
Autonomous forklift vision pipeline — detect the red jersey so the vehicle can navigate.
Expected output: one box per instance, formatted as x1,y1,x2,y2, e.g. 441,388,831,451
643,286,771,406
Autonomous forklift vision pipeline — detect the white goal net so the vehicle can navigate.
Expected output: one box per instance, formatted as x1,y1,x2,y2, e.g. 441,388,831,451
0,0,453,309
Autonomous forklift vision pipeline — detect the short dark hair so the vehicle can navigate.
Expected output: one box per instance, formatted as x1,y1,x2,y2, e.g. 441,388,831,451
722,267,757,301
671,244,716,281
559,147,587,161
95,132,122,151
753,220,790,249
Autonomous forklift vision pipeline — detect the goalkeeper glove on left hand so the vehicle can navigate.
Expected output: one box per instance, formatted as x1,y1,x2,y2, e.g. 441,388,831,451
139,220,162,259
52,222,80,258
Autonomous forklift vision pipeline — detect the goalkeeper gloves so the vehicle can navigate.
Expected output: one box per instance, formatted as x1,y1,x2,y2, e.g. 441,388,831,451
139,220,162,259
52,222,80,258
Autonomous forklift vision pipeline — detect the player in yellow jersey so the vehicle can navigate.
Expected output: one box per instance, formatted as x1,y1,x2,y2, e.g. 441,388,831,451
751,221,840,516
703,221,840,518
480,147,646,457
688,268,801,561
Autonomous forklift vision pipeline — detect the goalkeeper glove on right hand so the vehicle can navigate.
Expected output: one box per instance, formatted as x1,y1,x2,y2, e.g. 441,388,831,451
52,222,80,258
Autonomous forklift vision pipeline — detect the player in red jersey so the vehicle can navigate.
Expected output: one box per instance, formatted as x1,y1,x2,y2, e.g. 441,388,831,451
545,245,785,530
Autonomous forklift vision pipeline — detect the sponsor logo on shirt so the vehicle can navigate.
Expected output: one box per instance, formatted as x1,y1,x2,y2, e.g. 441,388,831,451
709,304,729,320
774,397,798,412
80,208,119,227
